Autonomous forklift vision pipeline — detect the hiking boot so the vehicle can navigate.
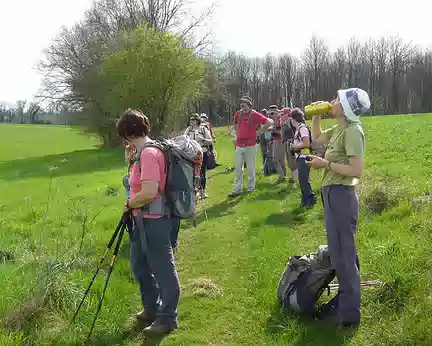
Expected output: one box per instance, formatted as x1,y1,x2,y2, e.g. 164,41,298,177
246,189,255,194
228,191,242,198
143,320,178,336
135,311,156,326
275,178,286,185
288,178,295,184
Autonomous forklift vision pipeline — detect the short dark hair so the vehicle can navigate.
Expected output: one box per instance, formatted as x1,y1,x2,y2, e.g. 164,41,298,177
117,108,151,138
291,108,306,123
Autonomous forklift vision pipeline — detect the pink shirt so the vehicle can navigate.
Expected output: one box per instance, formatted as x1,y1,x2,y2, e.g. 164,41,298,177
233,110,268,147
130,146,167,218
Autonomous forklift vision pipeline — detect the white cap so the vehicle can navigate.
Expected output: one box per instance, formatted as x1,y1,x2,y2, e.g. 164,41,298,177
200,113,208,120
337,88,371,122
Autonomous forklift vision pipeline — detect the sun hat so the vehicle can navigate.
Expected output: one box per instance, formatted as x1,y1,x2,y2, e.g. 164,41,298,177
337,88,371,122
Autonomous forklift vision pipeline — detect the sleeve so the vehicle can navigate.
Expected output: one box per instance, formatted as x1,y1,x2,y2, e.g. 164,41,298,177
344,126,365,158
233,111,240,125
254,111,269,125
184,127,190,136
299,125,309,138
140,148,163,183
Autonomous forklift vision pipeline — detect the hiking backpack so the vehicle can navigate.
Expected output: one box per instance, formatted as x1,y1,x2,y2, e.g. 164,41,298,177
136,135,203,219
277,245,335,316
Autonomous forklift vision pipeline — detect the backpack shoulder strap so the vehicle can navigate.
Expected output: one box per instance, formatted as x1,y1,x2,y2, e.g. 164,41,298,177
136,140,168,174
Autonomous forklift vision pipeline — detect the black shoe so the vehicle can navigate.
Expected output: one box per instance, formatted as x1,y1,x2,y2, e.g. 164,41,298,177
135,311,156,327
143,320,178,335
228,191,242,198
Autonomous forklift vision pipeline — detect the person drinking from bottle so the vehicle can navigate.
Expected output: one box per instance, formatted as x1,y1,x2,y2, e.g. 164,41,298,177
119,109,180,335
306,88,371,328
289,108,317,208
228,96,271,197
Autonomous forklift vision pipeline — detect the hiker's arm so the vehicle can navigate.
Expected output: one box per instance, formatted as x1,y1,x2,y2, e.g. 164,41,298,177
257,118,272,135
311,116,330,145
292,136,310,149
128,181,159,208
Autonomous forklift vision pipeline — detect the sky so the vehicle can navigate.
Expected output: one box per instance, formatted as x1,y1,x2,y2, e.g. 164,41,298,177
0,0,431,105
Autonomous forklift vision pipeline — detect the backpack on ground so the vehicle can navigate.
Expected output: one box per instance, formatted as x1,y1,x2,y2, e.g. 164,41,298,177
296,124,326,158
277,245,335,316
137,135,203,219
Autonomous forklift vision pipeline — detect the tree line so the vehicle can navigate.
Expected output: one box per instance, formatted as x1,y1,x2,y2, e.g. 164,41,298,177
2,0,431,146
201,36,432,125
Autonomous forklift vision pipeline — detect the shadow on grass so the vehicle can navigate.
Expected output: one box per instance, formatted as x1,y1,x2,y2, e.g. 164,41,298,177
0,148,124,181
87,320,169,346
266,301,355,346
265,206,307,228
183,194,246,228
251,183,296,202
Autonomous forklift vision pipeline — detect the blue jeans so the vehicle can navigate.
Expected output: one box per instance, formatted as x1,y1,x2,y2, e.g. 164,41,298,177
298,157,317,206
129,217,180,326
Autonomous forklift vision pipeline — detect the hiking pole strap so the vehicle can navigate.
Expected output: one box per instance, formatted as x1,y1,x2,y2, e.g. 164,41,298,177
87,222,127,339
72,213,125,323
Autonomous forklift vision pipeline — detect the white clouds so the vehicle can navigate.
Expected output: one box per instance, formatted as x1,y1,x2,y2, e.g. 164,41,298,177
0,0,431,103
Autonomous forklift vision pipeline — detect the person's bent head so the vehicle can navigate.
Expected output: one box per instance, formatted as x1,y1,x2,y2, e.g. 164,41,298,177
240,96,253,113
331,88,371,123
117,108,151,147
260,109,267,116
290,108,306,128
189,113,201,127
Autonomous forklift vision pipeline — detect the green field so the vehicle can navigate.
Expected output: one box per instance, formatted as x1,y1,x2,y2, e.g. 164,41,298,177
0,116,432,345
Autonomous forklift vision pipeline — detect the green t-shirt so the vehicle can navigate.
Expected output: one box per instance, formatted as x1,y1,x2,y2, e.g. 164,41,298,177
322,122,365,187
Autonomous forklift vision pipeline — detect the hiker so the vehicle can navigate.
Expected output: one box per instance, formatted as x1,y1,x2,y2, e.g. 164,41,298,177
229,96,272,197
290,108,317,208
200,113,217,143
267,105,286,184
118,109,180,335
281,107,298,184
258,109,268,164
307,88,371,327
184,113,214,199
124,145,181,252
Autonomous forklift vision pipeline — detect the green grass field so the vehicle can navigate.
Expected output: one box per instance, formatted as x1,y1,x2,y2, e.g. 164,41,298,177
0,116,432,345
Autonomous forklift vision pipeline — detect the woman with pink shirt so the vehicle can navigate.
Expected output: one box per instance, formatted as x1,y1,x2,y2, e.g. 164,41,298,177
119,109,179,336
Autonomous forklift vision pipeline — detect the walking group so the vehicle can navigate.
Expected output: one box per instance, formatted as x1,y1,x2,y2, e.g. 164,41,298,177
228,96,318,208
84,86,371,336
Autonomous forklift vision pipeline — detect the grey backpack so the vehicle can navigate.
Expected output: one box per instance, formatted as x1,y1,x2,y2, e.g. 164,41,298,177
136,136,203,219
277,245,335,316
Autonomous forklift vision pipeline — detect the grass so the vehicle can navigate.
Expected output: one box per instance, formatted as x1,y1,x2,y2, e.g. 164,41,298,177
0,115,431,345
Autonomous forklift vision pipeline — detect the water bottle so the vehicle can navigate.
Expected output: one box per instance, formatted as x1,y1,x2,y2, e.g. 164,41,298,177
304,102,333,119
123,174,130,198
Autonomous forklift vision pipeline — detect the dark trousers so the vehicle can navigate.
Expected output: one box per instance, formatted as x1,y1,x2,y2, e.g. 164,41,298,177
298,158,317,206
201,151,208,190
322,185,361,324
129,217,180,326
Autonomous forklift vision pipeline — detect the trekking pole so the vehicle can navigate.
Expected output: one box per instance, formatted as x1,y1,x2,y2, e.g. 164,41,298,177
87,216,128,339
71,213,126,324
328,280,383,291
